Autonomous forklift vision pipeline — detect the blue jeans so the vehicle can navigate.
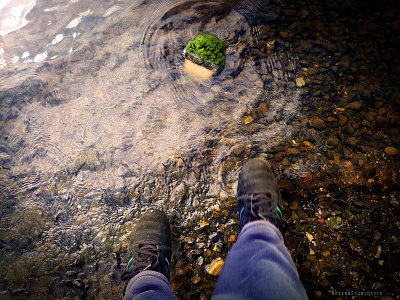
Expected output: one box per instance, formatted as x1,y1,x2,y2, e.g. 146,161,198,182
124,220,308,300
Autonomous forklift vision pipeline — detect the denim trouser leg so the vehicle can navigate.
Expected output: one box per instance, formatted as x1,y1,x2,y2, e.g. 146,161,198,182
212,220,308,300
123,270,178,300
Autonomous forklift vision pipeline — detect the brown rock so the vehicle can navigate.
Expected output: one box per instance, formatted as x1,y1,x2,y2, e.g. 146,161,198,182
309,116,326,130
385,147,398,156
348,101,361,110
337,114,348,125
327,135,339,146
312,20,328,35
278,178,294,191
347,137,358,146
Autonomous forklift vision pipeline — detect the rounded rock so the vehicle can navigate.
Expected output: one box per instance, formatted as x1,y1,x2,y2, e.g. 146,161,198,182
309,116,326,130
385,147,398,156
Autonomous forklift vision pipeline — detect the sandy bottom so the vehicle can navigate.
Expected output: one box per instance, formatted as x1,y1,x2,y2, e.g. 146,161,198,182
184,58,214,84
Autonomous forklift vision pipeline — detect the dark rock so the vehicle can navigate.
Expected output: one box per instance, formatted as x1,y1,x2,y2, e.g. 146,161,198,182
309,116,326,130
327,135,339,146
311,20,328,35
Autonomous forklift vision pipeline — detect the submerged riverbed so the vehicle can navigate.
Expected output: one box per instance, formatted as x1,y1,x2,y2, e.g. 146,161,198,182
0,0,399,298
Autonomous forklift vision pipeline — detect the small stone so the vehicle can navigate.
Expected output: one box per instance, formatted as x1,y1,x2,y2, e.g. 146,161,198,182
309,116,326,130
175,260,191,276
320,279,330,286
245,115,254,125
306,232,314,243
390,199,399,208
72,279,84,289
337,114,348,125
191,274,201,284
254,81,263,88
385,147,398,156
278,178,294,191
207,258,224,276
226,235,235,242
200,221,209,229
347,137,358,146
327,135,339,146
66,271,78,277
197,256,204,266
374,231,382,241
322,251,331,258
331,217,342,229
232,145,245,156
312,20,328,35
177,158,184,168
348,101,361,110
296,77,306,87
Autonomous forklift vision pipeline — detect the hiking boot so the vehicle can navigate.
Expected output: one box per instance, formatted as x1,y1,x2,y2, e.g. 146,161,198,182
237,159,287,233
121,209,172,282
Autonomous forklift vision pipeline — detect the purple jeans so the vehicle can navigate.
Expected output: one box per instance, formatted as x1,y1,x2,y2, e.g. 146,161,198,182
123,220,308,300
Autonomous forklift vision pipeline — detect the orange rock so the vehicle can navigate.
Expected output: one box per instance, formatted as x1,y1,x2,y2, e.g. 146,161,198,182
327,117,338,122
245,115,254,125
228,235,236,242
321,279,330,286
200,221,209,229
318,218,325,225
207,258,224,276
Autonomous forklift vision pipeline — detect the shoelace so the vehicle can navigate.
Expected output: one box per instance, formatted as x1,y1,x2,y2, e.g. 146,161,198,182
250,192,282,222
239,192,286,233
121,243,161,281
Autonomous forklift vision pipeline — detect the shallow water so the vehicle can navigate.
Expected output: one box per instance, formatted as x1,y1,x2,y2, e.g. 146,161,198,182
0,0,399,298
1,0,301,282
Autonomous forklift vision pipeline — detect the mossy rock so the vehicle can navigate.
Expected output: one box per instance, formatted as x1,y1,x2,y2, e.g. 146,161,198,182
184,34,226,73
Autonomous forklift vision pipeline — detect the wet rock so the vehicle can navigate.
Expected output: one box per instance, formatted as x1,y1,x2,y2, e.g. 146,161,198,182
207,258,224,276
312,20,328,36
374,231,382,241
231,145,245,156
347,137,358,146
296,77,306,87
191,274,201,284
309,116,326,130
175,260,190,276
340,56,351,68
327,135,339,146
278,178,294,191
370,243,382,259
385,147,398,156
390,198,399,208
72,279,84,289
348,101,361,110
66,270,78,277
337,114,348,125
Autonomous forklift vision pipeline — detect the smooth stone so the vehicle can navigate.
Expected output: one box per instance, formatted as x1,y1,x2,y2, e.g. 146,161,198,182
309,116,326,130
385,147,398,155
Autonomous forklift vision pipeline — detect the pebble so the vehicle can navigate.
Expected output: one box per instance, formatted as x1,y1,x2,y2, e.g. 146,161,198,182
296,77,306,87
309,116,326,130
72,279,84,289
337,114,348,125
66,271,78,277
348,101,362,110
385,147,398,156
207,258,224,276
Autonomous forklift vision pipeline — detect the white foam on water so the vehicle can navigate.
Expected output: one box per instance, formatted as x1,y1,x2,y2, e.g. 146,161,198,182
0,0,36,36
51,34,64,45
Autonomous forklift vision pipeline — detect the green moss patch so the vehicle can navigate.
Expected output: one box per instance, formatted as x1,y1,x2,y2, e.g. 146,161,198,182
184,34,226,73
